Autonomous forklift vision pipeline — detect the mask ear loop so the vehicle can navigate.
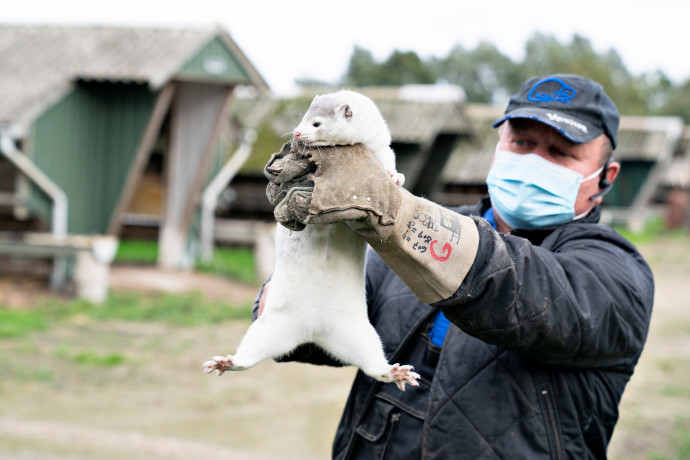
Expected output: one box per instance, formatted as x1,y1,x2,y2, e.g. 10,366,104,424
589,160,612,201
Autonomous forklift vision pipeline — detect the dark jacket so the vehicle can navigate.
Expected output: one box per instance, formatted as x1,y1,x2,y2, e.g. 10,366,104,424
271,199,654,459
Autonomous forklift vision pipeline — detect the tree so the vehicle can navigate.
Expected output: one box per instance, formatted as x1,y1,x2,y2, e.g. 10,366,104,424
432,41,521,103
331,35,690,121
380,50,436,86
655,76,690,121
343,46,384,87
518,33,649,114
343,47,435,87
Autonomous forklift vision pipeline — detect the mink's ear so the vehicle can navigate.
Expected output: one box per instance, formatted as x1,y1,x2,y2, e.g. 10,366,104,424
336,104,353,121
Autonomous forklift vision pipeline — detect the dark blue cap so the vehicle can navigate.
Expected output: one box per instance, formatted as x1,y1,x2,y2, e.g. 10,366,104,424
492,74,619,149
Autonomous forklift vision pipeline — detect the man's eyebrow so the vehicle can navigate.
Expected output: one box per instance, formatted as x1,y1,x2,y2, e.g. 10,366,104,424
511,120,579,147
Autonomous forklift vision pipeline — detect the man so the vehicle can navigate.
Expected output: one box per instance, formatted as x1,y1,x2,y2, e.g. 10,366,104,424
260,74,654,459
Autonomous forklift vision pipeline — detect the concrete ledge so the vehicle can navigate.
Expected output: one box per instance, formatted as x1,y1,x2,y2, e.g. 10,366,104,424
213,220,275,280
0,232,119,304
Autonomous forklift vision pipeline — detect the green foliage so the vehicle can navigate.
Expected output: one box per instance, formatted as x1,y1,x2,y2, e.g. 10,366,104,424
115,239,158,264
657,79,690,121
72,351,127,367
0,291,252,340
381,51,436,86
195,246,258,285
430,41,522,103
41,291,252,326
116,239,258,285
344,46,436,87
339,33,688,120
343,46,383,87
239,117,289,175
613,217,688,246
0,309,47,338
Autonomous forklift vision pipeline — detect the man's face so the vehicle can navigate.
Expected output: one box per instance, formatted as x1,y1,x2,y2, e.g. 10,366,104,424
496,119,619,221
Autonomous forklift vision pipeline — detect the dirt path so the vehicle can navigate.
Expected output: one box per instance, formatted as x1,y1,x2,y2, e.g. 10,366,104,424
0,263,261,309
607,238,690,458
108,264,260,304
0,419,294,460
1,238,688,459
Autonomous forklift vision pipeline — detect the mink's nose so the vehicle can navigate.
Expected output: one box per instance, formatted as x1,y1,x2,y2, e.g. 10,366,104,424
294,131,301,138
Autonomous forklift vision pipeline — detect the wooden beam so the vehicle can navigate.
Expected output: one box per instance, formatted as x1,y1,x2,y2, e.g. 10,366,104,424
107,82,176,235
158,83,233,268
180,86,234,234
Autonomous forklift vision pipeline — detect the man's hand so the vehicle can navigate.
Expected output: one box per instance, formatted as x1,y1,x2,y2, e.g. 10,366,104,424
264,141,481,304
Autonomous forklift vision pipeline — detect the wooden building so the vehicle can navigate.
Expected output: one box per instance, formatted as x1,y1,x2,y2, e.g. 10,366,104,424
206,85,475,277
0,24,268,276
221,84,475,221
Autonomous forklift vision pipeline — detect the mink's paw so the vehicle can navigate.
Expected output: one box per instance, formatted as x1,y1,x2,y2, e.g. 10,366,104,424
382,363,420,391
386,169,406,187
203,355,234,376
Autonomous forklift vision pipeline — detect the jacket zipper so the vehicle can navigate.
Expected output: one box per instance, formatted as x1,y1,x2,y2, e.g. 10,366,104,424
382,412,401,459
540,389,564,460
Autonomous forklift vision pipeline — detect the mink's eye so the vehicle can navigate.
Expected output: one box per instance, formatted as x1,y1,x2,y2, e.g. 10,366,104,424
313,122,321,128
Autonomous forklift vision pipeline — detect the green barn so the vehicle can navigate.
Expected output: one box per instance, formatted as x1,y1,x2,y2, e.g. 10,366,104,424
0,24,268,273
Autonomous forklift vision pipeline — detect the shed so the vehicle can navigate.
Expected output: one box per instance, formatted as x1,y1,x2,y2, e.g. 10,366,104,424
221,84,475,222
204,85,474,279
438,103,503,206
0,24,268,273
600,116,683,229
670,126,690,190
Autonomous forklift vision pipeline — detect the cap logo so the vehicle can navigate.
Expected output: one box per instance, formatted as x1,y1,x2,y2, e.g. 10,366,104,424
527,77,576,104
545,112,588,133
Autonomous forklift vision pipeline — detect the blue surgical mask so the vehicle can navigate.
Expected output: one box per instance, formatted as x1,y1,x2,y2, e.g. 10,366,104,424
486,148,603,229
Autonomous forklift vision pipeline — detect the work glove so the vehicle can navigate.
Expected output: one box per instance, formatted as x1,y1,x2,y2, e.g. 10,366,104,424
264,140,480,304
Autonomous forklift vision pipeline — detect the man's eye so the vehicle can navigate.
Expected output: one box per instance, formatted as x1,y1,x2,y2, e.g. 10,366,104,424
313,122,321,128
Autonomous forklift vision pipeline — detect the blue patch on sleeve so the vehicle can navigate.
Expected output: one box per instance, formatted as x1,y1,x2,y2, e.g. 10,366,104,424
483,206,497,230
429,309,451,347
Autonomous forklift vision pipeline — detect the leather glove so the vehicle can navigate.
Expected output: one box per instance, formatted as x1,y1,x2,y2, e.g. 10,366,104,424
264,140,480,304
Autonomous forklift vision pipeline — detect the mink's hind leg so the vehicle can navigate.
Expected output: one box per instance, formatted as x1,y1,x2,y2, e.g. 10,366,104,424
315,319,420,391
203,313,305,376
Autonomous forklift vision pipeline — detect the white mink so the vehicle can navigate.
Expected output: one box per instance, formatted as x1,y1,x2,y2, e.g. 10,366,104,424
293,90,401,180
204,90,418,390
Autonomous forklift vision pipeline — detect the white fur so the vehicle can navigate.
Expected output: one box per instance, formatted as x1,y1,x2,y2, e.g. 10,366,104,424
204,90,417,390
294,90,397,172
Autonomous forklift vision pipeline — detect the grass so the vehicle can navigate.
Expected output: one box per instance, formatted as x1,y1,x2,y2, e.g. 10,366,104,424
0,290,252,340
649,417,690,460
0,220,687,459
613,217,689,246
115,239,258,285
114,239,159,264
72,351,127,367
195,246,258,284
0,309,47,338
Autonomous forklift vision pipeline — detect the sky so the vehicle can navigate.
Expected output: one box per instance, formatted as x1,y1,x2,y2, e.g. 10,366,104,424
4,0,689,96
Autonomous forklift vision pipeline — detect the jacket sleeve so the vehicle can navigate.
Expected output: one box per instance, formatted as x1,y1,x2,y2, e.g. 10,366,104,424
437,217,655,369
